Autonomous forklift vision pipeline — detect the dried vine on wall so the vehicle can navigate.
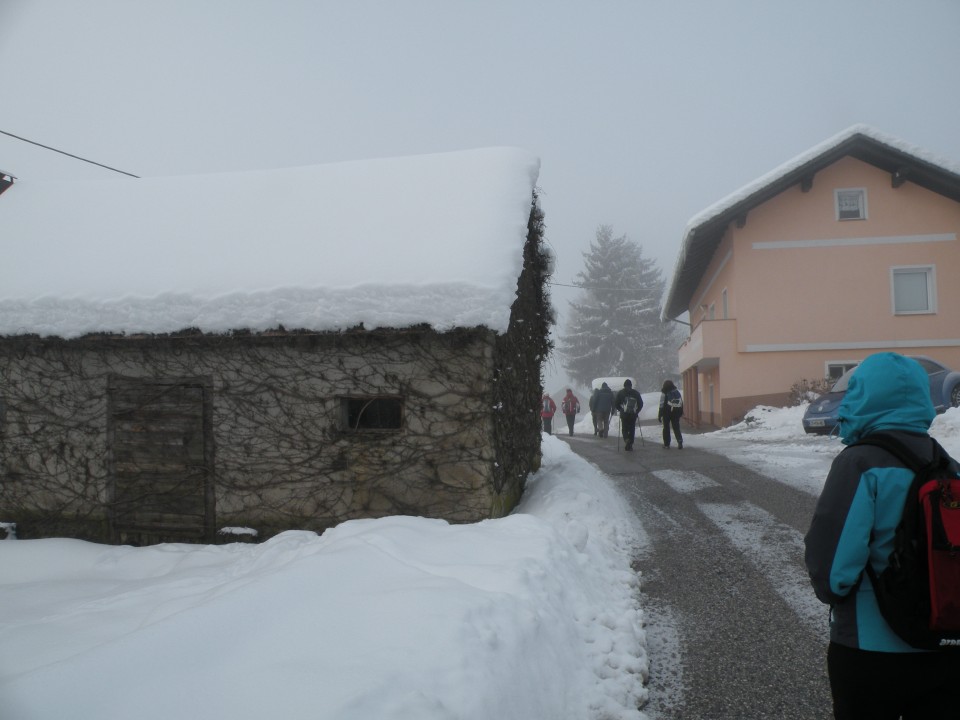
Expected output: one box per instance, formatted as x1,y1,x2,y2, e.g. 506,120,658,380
0,193,553,543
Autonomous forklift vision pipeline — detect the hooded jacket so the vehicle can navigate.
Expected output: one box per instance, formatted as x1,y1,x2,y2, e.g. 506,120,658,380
561,390,580,416
540,395,556,418
804,352,945,652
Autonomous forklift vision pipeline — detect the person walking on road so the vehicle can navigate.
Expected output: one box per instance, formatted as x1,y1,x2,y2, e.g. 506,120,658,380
589,388,600,435
593,382,615,438
540,393,557,435
614,379,643,450
560,389,580,436
658,380,684,449
804,352,960,720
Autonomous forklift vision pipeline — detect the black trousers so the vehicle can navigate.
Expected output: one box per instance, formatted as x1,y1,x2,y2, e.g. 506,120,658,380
564,413,576,435
620,413,637,444
542,416,552,434
661,414,682,447
827,641,960,719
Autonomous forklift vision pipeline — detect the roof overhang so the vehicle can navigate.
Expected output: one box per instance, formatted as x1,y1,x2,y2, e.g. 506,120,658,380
662,126,960,320
0,170,14,196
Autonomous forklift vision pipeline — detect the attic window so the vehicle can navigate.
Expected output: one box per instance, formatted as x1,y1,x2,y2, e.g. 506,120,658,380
340,396,404,431
835,188,867,221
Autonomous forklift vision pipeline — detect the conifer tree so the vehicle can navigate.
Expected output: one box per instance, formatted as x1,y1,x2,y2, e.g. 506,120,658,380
558,225,680,391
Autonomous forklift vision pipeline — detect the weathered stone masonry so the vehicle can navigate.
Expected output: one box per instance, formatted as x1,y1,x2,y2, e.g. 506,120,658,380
0,199,551,544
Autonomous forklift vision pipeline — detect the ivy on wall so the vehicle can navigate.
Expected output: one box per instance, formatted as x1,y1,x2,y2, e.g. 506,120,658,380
0,195,552,543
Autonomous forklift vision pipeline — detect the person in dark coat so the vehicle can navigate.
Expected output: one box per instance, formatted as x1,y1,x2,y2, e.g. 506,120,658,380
614,379,643,450
560,389,580,436
593,382,615,438
804,352,960,719
588,388,600,436
658,380,684,449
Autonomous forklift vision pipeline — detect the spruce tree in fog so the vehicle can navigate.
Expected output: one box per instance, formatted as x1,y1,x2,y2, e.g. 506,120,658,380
559,225,680,391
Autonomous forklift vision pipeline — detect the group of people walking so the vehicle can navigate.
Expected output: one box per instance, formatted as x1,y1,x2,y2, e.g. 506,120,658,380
540,379,684,450
538,389,581,436
545,353,960,719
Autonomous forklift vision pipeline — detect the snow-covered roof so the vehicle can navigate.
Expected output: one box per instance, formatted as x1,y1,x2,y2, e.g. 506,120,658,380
591,376,633,390
662,125,960,320
0,148,540,339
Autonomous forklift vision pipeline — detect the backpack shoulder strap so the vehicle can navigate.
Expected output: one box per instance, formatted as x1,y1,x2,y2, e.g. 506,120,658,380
853,433,938,591
851,432,946,474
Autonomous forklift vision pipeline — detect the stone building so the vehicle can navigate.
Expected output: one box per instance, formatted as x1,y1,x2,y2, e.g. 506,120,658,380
0,148,551,544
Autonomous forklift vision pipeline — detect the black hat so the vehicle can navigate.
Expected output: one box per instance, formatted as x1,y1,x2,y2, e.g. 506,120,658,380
624,379,632,388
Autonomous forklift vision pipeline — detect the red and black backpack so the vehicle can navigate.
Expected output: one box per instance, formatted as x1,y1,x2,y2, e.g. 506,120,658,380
853,432,960,650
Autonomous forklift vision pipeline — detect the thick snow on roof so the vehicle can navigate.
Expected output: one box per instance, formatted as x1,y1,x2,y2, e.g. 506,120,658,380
663,125,960,319
0,148,540,338
682,124,960,237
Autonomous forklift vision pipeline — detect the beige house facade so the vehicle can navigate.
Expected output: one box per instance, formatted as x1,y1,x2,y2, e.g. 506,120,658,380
663,126,960,427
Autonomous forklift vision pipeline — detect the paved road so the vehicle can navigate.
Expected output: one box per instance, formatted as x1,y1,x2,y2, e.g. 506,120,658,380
560,428,834,720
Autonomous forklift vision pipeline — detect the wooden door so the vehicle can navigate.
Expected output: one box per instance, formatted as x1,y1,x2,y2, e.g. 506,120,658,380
107,376,214,544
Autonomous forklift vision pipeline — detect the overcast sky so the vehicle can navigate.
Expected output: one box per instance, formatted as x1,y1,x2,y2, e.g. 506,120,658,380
3,0,959,385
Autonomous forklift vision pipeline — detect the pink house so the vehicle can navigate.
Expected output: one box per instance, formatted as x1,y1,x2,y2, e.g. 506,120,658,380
663,126,960,427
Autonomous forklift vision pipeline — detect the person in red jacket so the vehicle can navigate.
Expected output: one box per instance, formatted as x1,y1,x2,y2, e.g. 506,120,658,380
540,393,557,435
560,389,580,436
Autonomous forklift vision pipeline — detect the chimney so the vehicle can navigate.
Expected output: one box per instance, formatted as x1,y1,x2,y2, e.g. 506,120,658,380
0,171,14,196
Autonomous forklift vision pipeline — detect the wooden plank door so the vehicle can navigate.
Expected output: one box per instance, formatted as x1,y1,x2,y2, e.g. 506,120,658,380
107,376,214,545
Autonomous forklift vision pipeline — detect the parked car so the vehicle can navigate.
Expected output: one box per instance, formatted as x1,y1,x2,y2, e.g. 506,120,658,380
802,356,960,435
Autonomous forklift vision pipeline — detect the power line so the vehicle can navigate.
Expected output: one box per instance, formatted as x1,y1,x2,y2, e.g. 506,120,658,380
549,281,584,289
548,281,643,292
0,129,140,178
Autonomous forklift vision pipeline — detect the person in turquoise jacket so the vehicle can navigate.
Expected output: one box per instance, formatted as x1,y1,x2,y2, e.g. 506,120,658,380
804,352,960,719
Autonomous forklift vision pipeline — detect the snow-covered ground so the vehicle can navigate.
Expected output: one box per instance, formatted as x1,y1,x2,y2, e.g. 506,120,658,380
2,405,958,720
696,403,960,496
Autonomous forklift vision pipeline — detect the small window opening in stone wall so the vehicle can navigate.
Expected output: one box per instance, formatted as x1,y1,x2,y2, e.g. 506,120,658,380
340,396,404,431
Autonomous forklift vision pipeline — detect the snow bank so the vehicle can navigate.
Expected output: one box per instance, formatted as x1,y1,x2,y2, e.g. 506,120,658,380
0,437,648,720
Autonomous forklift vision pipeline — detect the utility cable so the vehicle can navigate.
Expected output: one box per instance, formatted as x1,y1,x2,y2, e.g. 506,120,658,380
0,129,139,178
549,280,646,292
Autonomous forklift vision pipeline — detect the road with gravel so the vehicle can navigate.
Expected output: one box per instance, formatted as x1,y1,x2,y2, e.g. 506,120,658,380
561,428,834,720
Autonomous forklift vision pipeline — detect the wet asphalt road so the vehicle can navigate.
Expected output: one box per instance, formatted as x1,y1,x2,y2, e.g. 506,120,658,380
559,427,834,720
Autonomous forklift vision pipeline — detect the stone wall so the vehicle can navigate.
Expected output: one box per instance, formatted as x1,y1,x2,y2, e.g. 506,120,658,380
0,328,509,542
0,195,553,544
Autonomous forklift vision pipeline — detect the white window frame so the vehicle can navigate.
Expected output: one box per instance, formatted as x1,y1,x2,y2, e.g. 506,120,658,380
825,361,858,382
891,265,936,315
835,187,867,221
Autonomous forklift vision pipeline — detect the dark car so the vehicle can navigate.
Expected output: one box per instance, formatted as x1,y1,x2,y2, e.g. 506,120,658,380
802,355,960,435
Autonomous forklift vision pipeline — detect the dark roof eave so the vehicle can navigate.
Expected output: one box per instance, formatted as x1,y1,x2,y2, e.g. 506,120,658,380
663,133,960,320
